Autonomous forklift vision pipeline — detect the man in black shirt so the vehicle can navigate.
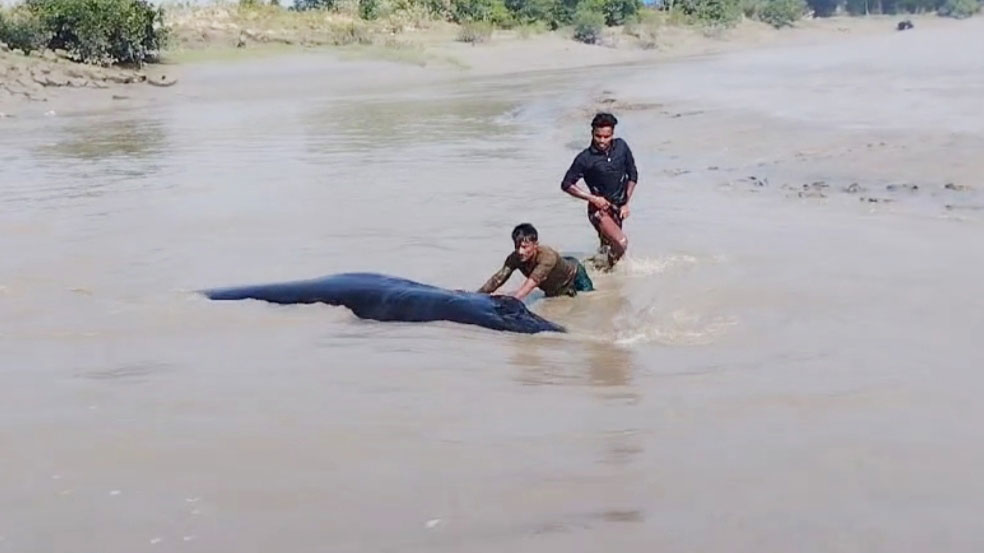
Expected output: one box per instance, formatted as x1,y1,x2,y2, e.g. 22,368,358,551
561,112,638,271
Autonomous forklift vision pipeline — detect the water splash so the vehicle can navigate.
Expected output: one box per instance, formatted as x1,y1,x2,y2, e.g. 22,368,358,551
550,251,739,347
613,254,702,276
612,308,739,346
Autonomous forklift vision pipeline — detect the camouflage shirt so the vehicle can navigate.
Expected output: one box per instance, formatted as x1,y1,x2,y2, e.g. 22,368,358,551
478,245,578,297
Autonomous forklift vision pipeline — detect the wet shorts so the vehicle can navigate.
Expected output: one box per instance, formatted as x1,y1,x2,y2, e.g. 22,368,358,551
587,203,624,231
563,256,594,296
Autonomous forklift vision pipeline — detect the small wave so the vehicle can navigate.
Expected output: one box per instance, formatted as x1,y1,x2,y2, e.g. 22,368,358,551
612,309,738,346
615,254,700,276
588,252,724,277
551,285,739,347
494,105,526,125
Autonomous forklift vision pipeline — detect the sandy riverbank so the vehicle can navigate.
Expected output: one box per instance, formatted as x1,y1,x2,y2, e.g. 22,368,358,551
1,11,958,118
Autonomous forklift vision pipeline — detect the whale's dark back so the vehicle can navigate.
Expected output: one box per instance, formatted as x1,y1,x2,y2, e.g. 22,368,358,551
203,272,565,334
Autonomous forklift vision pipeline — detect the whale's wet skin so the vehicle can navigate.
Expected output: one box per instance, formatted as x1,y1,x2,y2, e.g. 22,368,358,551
3,20,984,553
203,272,565,334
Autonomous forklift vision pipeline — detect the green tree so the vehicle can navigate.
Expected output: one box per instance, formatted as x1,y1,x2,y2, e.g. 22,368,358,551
937,0,980,16
805,0,837,16
292,0,334,11
676,0,742,24
572,3,604,42
758,0,806,26
27,0,168,65
0,6,50,54
504,0,553,23
600,0,642,24
359,0,379,19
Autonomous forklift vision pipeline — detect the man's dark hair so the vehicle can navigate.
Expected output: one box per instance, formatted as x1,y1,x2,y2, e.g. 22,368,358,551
591,112,618,129
512,223,538,246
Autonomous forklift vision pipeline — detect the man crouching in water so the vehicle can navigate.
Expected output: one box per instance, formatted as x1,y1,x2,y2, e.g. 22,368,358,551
478,223,594,301
561,112,639,271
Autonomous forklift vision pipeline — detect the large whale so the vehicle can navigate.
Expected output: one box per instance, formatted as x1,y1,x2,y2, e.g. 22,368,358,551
202,272,565,334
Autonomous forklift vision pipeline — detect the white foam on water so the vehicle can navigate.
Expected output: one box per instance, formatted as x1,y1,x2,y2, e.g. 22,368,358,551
612,309,739,346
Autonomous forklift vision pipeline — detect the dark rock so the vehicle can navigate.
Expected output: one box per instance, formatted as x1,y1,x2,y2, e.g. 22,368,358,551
844,182,863,193
795,181,828,198
886,183,918,192
16,76,42,93
64,67,90,79
105,73,140,84
34,71,71,87
897,19,914,31
146,74,178,87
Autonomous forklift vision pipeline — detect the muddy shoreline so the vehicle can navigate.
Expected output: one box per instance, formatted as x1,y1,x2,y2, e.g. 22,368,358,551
0,44,178,117
2,12,958,118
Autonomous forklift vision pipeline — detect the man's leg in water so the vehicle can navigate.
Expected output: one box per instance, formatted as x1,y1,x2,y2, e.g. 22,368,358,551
563,256,595,293
588,206,628,269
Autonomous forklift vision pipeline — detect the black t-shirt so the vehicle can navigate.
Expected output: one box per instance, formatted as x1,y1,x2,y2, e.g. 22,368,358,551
561,138,639,206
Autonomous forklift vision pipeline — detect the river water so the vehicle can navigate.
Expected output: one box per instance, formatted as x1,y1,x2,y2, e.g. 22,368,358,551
2,19,984,553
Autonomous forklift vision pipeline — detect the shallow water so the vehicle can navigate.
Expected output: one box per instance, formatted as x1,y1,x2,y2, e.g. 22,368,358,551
3,22,984,553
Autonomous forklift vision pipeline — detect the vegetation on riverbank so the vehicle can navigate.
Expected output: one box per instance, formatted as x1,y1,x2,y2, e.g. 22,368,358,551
1,0,979,72
0,0,168,65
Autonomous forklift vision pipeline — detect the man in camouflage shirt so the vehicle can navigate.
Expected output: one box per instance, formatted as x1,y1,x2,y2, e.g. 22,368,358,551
478,223,594,300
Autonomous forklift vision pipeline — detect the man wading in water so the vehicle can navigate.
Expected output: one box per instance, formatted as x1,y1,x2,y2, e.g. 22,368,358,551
478,223,594,301
560,112,639,271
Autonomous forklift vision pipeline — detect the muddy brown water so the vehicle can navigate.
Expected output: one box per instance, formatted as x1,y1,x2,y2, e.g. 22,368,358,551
2,20,984,553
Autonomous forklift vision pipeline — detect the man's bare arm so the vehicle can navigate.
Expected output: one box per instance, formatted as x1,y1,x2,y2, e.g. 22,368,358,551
512,277,539,301
478,265,513,294
563,182,611,210
620,180,637,219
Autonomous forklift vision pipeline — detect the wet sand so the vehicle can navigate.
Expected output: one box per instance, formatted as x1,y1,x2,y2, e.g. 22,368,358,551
2,14,984,553
2,13,949,117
